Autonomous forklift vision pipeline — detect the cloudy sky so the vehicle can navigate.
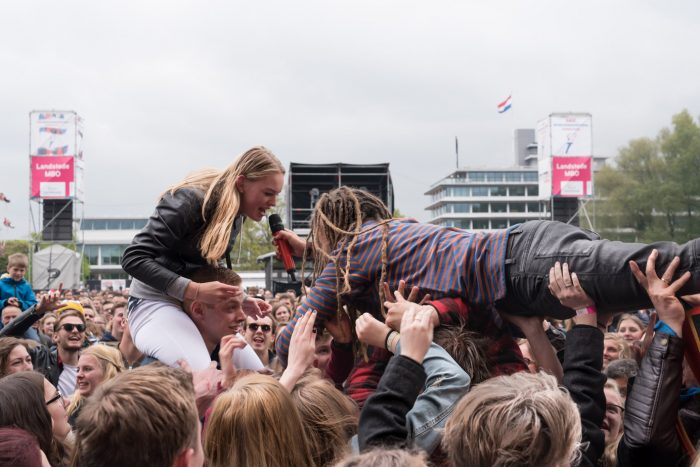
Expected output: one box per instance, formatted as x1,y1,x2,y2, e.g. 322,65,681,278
1,0,699,240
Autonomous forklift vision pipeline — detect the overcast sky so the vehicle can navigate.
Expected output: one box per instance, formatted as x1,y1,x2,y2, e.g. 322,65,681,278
1,0,699,240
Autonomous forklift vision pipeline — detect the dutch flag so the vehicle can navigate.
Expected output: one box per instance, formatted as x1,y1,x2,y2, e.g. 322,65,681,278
497,95,512,113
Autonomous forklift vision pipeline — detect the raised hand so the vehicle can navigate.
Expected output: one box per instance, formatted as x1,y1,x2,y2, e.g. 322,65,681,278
242,296,271,319
398,304,434,364
218,334,249,388
324,310,353,344
273,229,308,257
383,280,435,332
280,310,317,391
548,261,594,310
630,249,690,336
356,313,392,349
35,287,63,315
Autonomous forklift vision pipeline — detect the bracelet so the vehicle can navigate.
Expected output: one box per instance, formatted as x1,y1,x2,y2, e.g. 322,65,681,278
575,305,597,316
384,330,399,352
194,283,200,301
387,332,400,353
383,329,395,350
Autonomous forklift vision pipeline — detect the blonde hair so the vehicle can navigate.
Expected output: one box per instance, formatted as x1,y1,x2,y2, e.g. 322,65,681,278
443,371,581,467
334,448,429,467
165,146,284,263
604,333,632,360
205,373,315,467
67,345,125,416
290,370,358,466
601,380,624,467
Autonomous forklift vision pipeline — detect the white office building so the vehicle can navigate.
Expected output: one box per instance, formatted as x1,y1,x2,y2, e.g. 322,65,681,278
425,168,549,230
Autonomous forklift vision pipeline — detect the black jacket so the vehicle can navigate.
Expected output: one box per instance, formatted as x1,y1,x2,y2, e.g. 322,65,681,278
121,188,238,293
617,331,686,467
0,305,62,385
358,354,426,450
562,325,607,467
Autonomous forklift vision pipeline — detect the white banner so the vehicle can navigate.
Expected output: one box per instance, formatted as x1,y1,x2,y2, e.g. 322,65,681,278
29,111,83,157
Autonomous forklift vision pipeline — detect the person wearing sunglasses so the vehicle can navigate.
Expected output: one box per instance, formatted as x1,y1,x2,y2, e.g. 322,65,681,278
243,316,276,368
0,295,87,397
47,309,87,397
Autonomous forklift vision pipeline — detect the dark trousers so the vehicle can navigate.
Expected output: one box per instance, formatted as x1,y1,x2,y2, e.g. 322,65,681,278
496,221,700,319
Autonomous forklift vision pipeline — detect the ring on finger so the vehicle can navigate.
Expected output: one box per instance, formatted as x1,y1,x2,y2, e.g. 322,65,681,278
661,278,671,285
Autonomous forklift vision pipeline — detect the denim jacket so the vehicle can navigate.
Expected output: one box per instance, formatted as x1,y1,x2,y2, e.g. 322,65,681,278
358,342,470,454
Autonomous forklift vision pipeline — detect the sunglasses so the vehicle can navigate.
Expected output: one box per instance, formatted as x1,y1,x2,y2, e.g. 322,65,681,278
60,323,86,333
46,390,63,406
247,323,272,333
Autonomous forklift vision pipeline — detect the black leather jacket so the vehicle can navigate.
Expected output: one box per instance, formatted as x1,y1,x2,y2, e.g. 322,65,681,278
617,331,685,466
121,188,238,293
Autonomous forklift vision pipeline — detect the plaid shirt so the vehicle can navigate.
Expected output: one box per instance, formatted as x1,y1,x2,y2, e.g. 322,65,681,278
277,219,510,362
344,297,526,407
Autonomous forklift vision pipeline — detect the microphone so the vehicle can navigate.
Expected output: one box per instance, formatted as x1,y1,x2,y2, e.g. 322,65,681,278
268,214,297,282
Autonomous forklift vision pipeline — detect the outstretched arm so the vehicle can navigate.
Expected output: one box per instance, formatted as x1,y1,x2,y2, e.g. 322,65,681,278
617,250,687,466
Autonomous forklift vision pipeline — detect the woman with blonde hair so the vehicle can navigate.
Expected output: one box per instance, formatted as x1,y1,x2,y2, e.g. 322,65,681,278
122,146,284,369
603,333,631,370
290,369,358,466
616,313,645,343
205,373,315,467
67,345,125,426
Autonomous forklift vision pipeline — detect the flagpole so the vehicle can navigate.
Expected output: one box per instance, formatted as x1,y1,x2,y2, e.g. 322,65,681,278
455,136,459,169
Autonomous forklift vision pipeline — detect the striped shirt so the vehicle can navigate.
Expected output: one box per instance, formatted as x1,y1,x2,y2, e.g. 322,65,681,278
276,219,511,361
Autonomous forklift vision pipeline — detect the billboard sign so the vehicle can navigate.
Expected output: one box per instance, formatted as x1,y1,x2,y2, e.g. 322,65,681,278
550,114,592,157
30,156,75,198
29,110,84,201
552,156,593,197
536,113,593,199
30,111,83,158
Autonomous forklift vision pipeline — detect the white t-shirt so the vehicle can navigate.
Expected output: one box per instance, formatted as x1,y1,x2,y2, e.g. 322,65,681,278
58,364,78,397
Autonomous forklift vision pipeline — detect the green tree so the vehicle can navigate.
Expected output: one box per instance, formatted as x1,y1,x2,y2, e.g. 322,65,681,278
596,110,700,242
232,197,285,270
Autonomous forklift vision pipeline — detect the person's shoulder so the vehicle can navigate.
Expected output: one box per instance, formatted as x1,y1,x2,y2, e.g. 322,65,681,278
158,188,205,216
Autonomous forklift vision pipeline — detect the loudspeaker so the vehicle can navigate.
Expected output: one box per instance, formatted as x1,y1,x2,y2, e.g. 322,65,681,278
551,197,579,226
287,163,394,230
42,199,73,241
272,279,302,296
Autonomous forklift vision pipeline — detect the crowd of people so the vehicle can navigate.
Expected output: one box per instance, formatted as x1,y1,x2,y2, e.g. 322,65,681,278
2,146,700,467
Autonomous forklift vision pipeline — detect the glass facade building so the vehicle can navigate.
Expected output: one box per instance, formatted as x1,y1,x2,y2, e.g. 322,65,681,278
425,168,549,230
77,218,147,280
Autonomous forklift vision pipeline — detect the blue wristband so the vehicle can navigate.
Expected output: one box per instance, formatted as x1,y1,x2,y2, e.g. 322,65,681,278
654,320,679,338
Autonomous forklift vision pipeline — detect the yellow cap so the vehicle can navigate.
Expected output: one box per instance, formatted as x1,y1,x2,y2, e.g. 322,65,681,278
55,301,85,316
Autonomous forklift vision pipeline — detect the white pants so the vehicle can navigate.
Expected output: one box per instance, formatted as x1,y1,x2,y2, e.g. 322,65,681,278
128,298,212,370
128,298,264,372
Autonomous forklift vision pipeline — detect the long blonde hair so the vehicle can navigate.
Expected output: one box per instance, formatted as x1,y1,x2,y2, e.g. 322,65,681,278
205,373,315,467
290,370,358,466
67,345,125,416
165,146,284,263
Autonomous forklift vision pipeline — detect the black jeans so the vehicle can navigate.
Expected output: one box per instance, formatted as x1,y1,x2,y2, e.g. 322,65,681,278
496,221,700,319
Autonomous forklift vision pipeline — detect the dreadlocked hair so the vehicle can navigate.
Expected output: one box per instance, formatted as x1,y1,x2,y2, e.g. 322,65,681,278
300,187,393,321
163,146,284,264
